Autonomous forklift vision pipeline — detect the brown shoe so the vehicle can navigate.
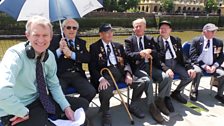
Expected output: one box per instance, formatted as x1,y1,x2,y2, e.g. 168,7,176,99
155,97,170,116
149,103,164,124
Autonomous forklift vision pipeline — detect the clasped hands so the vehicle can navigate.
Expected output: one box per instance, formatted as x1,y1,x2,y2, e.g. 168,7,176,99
139,49,152,59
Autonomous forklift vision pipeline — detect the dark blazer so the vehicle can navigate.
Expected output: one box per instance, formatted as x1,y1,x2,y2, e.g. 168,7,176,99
124,35,161,73
88,39,130,89
48,35,90,77
189,35,224,67
155,35,193,71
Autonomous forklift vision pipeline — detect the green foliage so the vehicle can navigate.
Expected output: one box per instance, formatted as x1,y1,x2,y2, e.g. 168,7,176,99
161,0,174,13
103,0,139,12
205,0,218,13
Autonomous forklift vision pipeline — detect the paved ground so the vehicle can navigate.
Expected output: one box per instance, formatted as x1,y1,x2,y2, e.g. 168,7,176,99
86,77,224,126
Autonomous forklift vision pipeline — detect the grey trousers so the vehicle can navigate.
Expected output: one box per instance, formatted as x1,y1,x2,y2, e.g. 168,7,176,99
134,64,172,105
165,59,192,91
192,65,224,96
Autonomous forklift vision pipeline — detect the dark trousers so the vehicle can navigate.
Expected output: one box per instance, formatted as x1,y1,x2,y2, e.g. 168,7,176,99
59,71,96,102
165,59,192,91
1,96,89,126
99,66,123,112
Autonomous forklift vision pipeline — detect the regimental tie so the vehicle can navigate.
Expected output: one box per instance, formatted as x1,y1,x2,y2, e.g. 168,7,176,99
139,37,144,50
36,57,55,114
165,41,174,59
205,39,210,49
106,44,112,65
68,39,74,50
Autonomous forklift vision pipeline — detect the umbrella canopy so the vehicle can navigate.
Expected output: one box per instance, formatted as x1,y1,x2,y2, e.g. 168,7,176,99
0,0,103,22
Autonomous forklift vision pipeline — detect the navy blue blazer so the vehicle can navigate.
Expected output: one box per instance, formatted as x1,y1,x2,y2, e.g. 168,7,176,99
88,39,128,89
48,35,90,77
189,35,224,67
154,35,193,71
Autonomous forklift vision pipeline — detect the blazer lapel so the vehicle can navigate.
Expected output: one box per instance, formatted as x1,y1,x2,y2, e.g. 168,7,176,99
111,42,119,64
132,36,139,51
99,40,107,61
199,36,204,53
158,36,165,51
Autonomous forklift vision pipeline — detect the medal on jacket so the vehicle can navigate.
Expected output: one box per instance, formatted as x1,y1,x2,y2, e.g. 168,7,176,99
76,44,80,51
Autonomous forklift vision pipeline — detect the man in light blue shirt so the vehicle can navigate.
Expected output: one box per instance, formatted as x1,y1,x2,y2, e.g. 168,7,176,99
0,16,89,126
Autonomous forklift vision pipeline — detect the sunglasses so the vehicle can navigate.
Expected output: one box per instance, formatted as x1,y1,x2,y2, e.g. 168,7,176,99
65,26,77,30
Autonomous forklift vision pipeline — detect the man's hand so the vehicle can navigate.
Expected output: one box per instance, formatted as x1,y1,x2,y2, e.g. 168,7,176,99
140,49,152,59
63,46,72,58
98,78,110,91
188,69,196,79
210,66,217,73
166,69,174,78
59,38,67,51
204,65,216,73
64,106,75,121
125,72,133,85
10,115,29,126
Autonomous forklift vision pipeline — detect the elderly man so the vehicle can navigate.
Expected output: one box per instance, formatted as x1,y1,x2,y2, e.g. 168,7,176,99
125,18,172,123
89,24,142,126
189,23,224,103
49,19,96,103
154,21,196,105
0,16,89,126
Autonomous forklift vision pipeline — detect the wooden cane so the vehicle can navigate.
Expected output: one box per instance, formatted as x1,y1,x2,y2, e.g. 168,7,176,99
100,68,135,125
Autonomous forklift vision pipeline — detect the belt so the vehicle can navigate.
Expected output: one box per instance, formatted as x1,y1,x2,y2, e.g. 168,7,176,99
66,67,80,73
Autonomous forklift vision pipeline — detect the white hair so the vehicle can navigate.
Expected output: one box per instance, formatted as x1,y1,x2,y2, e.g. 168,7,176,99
132,18,146,27
62,18,79,29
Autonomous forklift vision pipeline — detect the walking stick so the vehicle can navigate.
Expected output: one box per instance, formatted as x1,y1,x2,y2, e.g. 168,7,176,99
100,68,135,125
148,55,153,80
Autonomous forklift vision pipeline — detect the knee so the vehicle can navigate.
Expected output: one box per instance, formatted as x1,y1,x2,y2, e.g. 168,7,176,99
99,90,113,100
88,87,97,98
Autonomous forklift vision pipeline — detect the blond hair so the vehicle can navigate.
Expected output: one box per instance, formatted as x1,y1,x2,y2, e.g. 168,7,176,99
25,15,53,36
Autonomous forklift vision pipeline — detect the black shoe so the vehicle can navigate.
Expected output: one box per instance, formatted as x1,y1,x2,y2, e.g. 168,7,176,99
171,91,187,104
164,97,174,112
102,111,112,126
129,103,145,119
149,103,164,124
215,95,224,104
190,91,198,101
155,97,170,116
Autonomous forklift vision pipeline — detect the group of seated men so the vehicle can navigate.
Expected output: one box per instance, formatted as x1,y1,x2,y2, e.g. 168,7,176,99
0,15,224,126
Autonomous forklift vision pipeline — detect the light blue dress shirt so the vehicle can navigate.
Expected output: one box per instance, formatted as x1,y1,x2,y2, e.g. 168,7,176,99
0,42,70,117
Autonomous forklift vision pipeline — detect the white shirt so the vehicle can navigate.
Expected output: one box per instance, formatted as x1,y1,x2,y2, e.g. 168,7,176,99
198,36,213,66
102,40,117,66
163,37,177,60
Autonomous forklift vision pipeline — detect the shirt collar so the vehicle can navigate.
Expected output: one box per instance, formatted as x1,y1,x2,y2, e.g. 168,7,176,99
162,36,171,44
102,39,111,47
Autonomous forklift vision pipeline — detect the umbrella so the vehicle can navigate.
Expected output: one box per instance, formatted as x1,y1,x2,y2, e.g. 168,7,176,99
0,0,103,35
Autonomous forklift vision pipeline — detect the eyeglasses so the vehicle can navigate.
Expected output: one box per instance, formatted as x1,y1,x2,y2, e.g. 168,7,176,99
65,26,77,30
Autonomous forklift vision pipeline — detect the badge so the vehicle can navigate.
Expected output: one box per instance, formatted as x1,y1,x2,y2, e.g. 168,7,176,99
76,44,80,51
117,56,124,66
101,46,104,52
99,53,103,60
215,47,221,54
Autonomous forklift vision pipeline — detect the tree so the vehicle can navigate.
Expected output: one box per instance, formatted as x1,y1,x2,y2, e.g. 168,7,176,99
103,0,140,12
160,0,174,13
205,0,218,13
